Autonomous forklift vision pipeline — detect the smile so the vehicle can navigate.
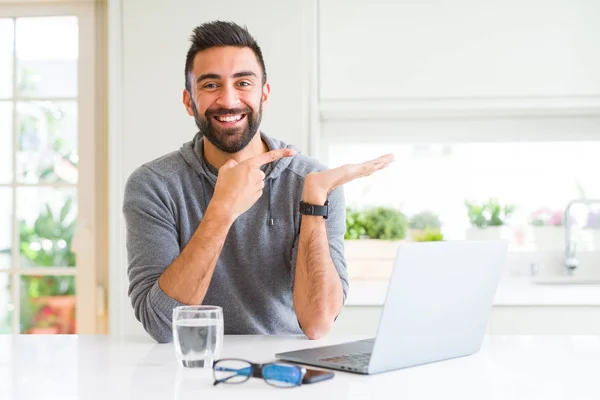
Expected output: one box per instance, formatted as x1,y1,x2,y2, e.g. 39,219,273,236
214,114,246,124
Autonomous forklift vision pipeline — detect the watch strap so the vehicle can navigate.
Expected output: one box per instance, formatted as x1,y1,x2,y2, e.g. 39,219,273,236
299,200,329,219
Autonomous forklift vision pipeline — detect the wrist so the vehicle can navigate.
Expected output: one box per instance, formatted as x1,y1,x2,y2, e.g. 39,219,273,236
302,177,328,205
302,190,328,205
205,202,236,227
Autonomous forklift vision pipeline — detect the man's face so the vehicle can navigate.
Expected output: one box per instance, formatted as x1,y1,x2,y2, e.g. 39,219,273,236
185,46,269,153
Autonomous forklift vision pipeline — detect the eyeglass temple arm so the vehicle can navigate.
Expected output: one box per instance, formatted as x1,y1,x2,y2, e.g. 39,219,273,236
213,366,254,386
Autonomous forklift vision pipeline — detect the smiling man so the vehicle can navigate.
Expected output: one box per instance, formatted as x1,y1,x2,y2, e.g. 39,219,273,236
123,21,393,343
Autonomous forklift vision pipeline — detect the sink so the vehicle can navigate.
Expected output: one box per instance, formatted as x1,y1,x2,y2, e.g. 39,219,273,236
531,276,600,285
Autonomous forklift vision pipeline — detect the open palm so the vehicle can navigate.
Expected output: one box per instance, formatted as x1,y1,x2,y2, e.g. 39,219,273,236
304,154,395,198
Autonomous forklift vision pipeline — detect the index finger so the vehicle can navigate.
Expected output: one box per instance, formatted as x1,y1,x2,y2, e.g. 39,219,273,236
244,148,296,168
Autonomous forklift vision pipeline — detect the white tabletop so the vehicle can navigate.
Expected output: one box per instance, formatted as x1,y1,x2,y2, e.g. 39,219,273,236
1,334,599,400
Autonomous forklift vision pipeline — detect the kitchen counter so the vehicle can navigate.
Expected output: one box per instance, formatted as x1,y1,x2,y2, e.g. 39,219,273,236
1,334,599,399
345,278,600,306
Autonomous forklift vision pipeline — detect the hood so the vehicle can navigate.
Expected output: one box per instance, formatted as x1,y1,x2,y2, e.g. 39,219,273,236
179,131,299,226
179,131,298,186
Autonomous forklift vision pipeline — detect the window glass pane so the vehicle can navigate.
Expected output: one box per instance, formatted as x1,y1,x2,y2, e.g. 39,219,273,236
16,16,78,98
0,273,12,333
16,101,78,184
329,141,600,250
17,188,77,267
20,275,75,334
0,19,14,99
0,188,12,269
0,102,12,184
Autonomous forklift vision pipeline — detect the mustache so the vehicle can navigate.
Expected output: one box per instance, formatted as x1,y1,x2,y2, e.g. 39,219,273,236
205,107,252,118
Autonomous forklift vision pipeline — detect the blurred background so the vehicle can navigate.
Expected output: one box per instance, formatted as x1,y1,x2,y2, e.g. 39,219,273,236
1,0,600,338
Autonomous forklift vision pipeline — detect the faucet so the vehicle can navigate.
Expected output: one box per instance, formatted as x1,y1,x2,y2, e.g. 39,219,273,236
564,198,600,275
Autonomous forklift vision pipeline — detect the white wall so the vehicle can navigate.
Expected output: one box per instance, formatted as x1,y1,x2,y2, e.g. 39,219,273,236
121,0,311,166
109,0,315,336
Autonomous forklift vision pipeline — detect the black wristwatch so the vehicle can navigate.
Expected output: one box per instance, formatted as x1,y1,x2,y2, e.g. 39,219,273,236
299,200,329,219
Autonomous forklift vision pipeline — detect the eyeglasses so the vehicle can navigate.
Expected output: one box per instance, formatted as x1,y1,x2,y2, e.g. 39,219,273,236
212,358,306,388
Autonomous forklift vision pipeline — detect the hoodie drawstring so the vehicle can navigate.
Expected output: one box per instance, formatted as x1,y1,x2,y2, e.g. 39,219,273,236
268,179,274,226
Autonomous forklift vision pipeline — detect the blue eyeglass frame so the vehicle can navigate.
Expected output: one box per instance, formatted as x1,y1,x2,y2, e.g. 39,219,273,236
212,358,307,387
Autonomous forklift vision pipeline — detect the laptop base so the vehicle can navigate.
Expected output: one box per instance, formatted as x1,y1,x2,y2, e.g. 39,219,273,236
275,339,374,374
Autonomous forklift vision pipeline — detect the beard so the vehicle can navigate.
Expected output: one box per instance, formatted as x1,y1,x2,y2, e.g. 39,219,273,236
191,99,263,154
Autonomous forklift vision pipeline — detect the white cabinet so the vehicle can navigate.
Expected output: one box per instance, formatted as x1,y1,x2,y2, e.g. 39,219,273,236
490,306,600,335
319,0,600,101
333,305,600,336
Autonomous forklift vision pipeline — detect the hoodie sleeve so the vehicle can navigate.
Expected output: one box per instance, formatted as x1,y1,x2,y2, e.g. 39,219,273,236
290,185,350,307
123,165,184,343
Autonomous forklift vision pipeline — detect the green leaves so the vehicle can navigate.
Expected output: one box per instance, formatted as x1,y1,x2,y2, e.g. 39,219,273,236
345,207,407,240
19,196,76,267
411,228,444,242
345,208,367,239
408,210,441,230
465,198,516,228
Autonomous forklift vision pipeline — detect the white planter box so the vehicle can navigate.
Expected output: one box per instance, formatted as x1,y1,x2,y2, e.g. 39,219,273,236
344,239,402,259
465,226,505,241
532,226,564,250
344,239,403,280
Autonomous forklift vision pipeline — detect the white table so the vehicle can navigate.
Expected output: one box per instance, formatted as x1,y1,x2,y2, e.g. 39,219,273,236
1,334,599,399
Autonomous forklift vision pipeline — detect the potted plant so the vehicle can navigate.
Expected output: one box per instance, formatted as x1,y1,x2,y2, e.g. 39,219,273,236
13,197,77,334
344,206,408,280
408,210,442,241
27,305,60,334
464,198,516,240
411,228,444,242
530,207,564,250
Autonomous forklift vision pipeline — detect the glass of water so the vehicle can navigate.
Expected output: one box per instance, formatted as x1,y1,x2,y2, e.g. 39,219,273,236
172,305,224,368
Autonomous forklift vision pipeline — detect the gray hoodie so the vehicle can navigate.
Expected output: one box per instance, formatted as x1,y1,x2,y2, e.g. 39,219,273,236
123,132,348,343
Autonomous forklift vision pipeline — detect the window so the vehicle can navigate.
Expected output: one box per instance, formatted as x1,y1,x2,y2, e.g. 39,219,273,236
0,4,99,334
327,140,600,280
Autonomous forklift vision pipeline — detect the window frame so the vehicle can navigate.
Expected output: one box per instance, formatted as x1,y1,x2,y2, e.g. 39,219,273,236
0,1,100,334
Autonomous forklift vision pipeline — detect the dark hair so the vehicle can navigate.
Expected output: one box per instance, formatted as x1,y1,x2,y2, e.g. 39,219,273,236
184,20,267,93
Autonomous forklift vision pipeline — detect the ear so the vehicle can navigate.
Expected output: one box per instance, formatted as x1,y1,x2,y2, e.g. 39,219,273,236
183,89,195,117
261,82,271,110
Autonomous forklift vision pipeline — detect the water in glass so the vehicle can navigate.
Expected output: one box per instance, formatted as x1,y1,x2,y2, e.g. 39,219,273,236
172,306,223,368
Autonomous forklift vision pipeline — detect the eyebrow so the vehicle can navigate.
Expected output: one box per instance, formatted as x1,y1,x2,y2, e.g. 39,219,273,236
196,70,257,84
232,70,257,79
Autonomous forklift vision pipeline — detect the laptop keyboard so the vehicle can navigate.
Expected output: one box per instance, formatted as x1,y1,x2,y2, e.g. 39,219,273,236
319,351,372,368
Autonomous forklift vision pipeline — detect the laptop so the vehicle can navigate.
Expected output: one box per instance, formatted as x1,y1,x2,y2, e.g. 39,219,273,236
276,240,508,375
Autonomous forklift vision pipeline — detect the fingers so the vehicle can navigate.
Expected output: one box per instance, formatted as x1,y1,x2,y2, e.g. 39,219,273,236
250,169,266,192
358,153,394,176
376,154,395,164
220,159,238,171
244,148,296,169
363,154,394,171
254,169,266,181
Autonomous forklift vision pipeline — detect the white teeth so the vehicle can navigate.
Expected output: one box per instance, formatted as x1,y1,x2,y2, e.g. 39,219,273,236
216,114,243,122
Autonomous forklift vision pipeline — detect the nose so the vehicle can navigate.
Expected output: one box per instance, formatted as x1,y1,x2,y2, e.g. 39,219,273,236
215,84,240,110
